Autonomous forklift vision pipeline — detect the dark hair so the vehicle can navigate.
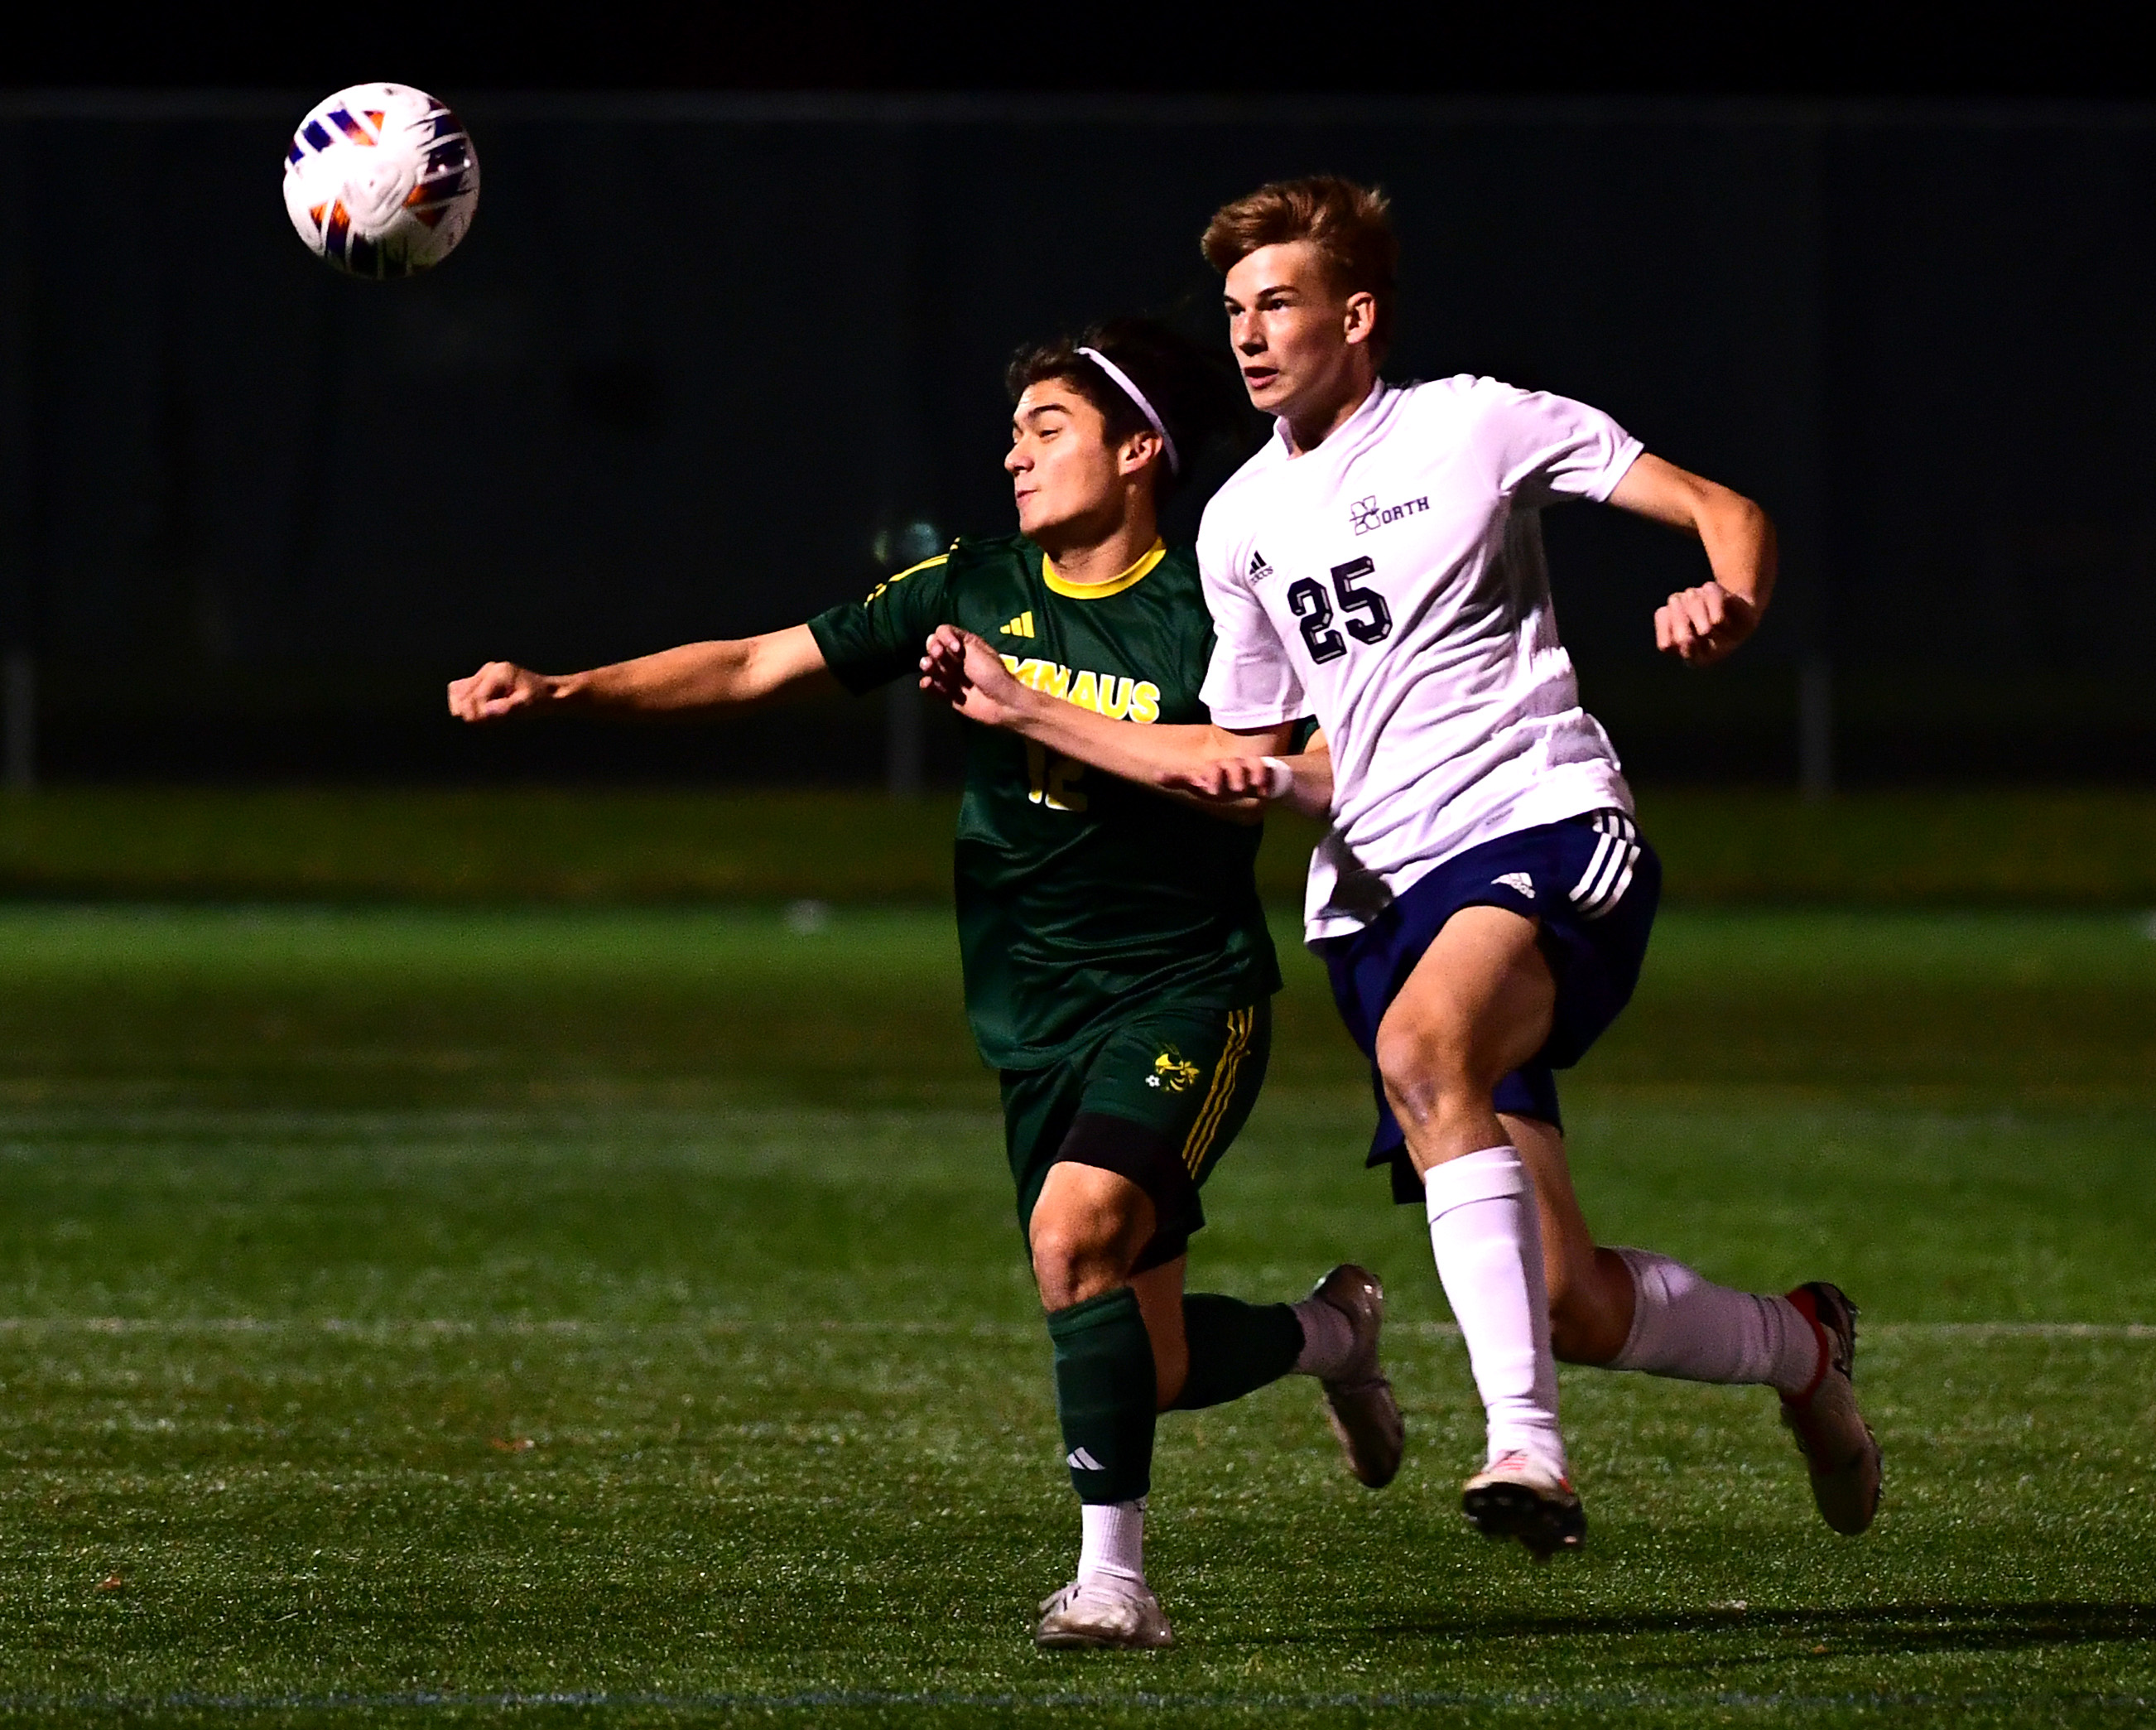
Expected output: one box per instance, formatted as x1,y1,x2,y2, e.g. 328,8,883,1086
1201,175,1399,357
1003,316,1244,500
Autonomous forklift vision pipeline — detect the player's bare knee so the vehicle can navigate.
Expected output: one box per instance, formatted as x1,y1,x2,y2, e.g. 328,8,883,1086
1375,1022,1478,1132
1027,1222,1105,1308
1030,1202,1138,1311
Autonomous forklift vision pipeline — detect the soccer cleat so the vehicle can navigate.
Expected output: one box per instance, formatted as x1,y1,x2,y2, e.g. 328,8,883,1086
1461,1452,1586,1559
1308,1264,1406,1489
1780,1281,1883,1536
1033,1576,1175,1650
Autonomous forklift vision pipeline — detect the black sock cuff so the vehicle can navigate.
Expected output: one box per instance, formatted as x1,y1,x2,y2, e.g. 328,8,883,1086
1046,1285,1143,1342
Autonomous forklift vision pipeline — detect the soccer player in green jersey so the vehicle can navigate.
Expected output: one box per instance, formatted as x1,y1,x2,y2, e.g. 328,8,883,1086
447,319,1404,1650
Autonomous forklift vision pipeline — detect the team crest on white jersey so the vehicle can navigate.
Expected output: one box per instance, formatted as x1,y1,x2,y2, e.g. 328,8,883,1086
1492,871,1536,899
1350,494,1432,536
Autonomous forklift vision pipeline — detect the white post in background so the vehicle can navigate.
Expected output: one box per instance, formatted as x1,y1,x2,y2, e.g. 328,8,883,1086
1799,654,1834,802
2,648,31,793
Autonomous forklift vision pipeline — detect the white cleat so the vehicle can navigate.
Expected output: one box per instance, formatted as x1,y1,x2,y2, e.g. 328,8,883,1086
1461,1451,1586,1559
1307,1263,1406,1489
1781,1281,1884,1536
1033,1576,1175,1650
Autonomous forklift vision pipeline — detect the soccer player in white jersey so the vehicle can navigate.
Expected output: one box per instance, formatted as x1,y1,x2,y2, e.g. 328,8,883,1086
921,176,1881,1558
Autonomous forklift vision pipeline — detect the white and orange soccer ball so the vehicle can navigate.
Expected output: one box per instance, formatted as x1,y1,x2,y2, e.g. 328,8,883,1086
282,83,479,278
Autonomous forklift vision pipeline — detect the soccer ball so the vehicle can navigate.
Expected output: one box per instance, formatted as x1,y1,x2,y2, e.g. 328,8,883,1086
282,83,479,278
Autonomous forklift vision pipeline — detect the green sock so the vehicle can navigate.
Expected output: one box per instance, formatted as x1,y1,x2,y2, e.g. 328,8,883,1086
1170,1294,1305,1411
1046,1288,1157,1503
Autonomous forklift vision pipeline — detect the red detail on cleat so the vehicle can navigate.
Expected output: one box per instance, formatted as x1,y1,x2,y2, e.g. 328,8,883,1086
1783,1285,1833,1405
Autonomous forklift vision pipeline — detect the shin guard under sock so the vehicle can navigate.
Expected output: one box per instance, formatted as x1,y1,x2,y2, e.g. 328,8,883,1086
1425,1146,1566,1472
1046,1287,1157,1503
1610,1248,1822,1393
1168,1294,1304,1411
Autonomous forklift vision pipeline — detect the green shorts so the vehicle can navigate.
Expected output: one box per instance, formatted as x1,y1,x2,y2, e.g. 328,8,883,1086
1000,996,1273,1275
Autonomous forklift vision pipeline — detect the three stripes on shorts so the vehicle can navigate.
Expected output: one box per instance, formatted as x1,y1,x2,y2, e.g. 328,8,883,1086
1568,811,1641,922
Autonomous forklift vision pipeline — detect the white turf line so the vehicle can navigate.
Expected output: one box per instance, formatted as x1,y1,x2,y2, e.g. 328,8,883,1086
0,1317,2151,1340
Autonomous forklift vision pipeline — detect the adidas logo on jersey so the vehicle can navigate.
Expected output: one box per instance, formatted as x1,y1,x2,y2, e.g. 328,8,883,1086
1248,549,1273,581
1002,610,1037,639
1066,1447,1104,1471
1492,871,1536,899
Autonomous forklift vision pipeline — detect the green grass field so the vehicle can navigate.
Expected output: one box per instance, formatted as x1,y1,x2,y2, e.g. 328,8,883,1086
2,901,2154,1726
7,786,2156,906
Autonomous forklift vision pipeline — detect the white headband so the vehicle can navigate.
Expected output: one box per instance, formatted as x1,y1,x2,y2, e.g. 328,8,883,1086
1076,345,1180,475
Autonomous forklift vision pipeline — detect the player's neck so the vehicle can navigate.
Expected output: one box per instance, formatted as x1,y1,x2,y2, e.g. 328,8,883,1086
1036,507,1161,590
1281,364,1380,457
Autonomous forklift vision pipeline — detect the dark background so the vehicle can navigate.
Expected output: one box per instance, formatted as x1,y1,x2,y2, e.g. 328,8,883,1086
2,9,2150,791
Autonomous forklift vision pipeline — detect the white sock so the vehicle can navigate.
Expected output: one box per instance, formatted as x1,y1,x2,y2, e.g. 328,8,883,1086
1289,1295,1358,1379
1424,1146,1565,1473
1076,1498,1145,1587
1610,1248,1823,1395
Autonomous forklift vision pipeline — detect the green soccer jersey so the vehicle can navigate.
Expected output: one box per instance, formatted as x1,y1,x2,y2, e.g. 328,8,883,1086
807,534,1283,1070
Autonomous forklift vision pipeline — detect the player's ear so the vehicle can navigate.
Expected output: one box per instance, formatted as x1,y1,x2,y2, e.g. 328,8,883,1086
1119,431,1164,478
1342,292,1378,348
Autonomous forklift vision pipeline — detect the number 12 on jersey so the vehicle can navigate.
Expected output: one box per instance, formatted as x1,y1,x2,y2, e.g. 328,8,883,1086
1287,556,1393,664
1024,740,1089,812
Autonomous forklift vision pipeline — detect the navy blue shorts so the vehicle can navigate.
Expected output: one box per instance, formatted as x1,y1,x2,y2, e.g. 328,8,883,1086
1312,809,1660,1204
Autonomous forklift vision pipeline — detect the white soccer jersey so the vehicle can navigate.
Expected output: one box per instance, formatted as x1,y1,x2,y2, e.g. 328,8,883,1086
1197,376,1642,941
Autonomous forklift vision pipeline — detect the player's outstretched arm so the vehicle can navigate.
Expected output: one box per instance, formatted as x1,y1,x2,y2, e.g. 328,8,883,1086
918,624,1330,817
1610,454,1778,667
448,624,836,722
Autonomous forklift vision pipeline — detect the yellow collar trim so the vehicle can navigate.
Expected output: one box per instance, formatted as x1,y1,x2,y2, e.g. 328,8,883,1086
1041,539,1166,600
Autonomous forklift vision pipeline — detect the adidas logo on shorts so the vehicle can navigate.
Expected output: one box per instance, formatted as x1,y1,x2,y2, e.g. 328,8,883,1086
1492,871,1535,899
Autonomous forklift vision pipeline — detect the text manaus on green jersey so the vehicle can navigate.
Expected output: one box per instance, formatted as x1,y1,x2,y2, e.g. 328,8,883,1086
808,535,1282,1070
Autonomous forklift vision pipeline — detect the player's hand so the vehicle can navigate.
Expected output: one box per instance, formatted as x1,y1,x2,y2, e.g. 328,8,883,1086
1654,581,1757,667
1165,749,1332,817
1163,756,1283,803
920,626,1032,727
448,661,557,722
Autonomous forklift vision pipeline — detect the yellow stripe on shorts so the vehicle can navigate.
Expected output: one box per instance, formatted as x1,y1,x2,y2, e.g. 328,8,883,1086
1181,1007,1253,1176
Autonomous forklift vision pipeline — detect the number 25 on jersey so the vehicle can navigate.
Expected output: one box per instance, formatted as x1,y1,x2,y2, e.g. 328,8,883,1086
1287,556,1393,664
